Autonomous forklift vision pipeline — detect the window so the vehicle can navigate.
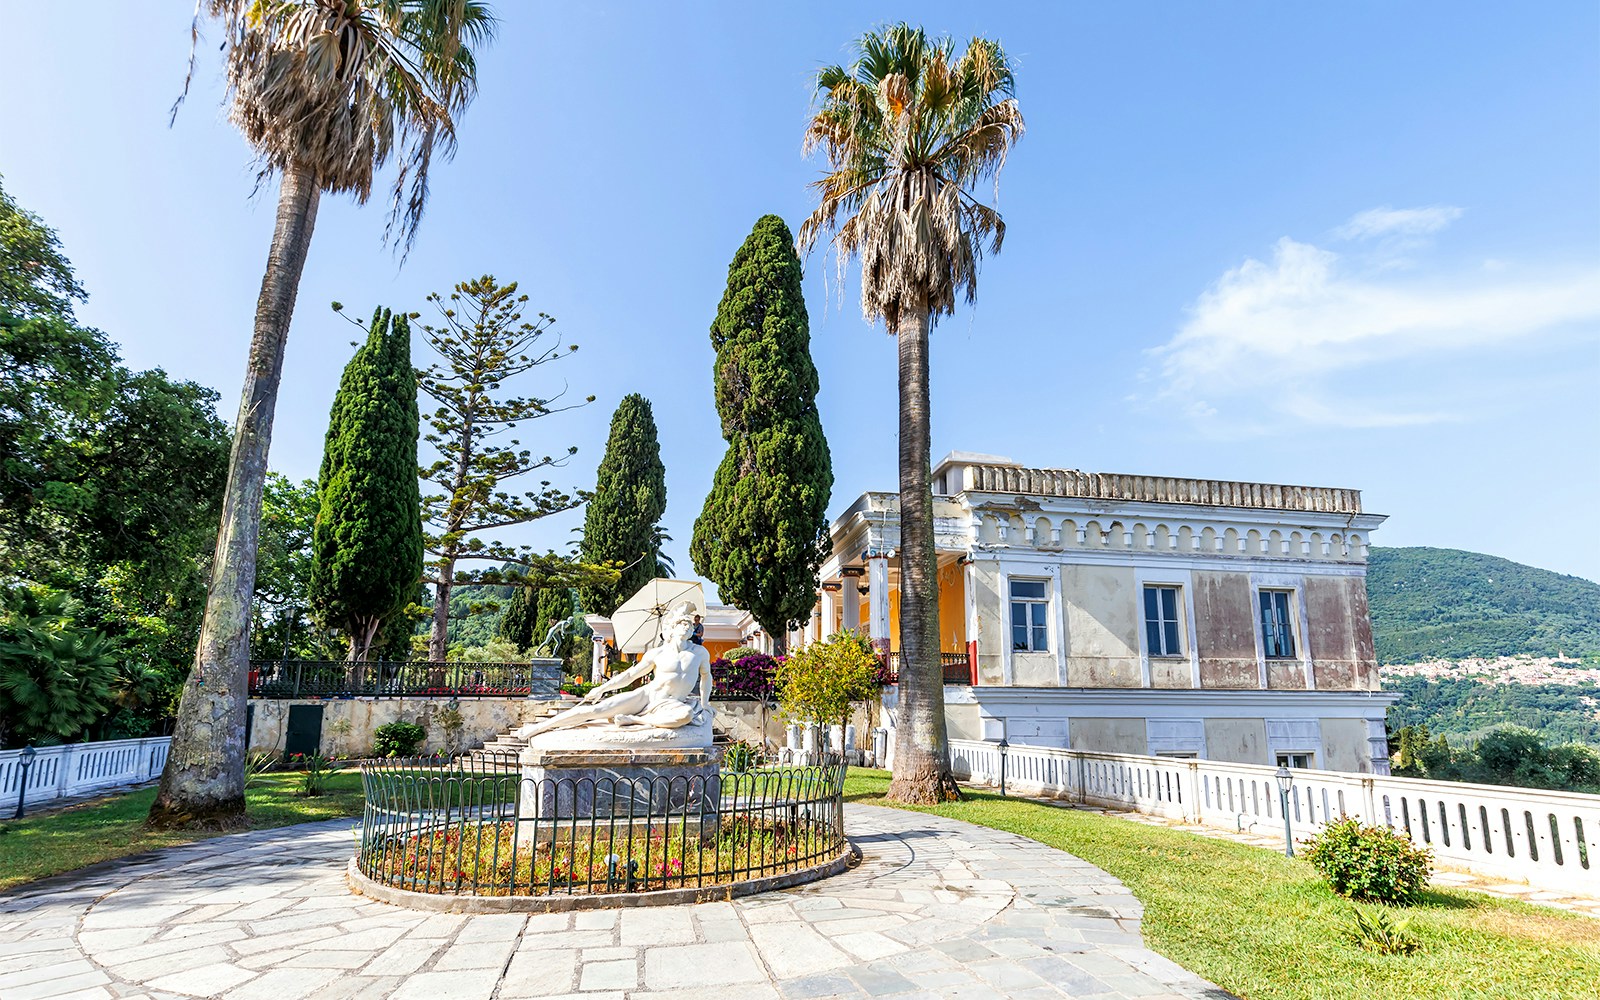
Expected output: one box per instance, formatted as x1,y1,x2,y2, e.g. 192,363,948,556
1276,752,1313,770
1258,589,1297,659
1009,579,1049,652
1143,585,1183,656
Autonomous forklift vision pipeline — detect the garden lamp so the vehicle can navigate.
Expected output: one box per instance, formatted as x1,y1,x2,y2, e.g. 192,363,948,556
12,746,38,820
1275,765,1294,857
997,737,1010,797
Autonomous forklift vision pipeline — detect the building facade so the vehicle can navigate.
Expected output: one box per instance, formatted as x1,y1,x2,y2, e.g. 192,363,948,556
807,452,1398,774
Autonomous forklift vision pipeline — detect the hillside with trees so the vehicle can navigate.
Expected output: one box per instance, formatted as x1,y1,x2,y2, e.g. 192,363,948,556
1370,546,1600,751
1367,546,1600,662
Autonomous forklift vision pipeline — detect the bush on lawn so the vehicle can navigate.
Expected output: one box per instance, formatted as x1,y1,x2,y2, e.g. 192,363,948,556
372,721,427,757
1302,816,1433,905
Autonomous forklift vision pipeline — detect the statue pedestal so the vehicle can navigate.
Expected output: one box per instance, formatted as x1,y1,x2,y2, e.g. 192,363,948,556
517,747,720,845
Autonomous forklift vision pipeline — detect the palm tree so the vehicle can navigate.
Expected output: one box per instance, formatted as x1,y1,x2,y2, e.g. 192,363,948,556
798,24,1023,804
148,0,495,829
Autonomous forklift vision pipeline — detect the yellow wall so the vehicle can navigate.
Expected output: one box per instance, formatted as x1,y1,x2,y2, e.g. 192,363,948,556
888,588,899,649
938,561,967,653
883,565,967,653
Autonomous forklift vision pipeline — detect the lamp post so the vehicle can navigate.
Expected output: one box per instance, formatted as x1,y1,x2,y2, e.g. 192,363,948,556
1275,765,1295,857
12,746,38,820
997,738,1009,797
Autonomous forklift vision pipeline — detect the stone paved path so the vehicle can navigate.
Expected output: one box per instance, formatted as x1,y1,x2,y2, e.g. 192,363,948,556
0,804,1231,1000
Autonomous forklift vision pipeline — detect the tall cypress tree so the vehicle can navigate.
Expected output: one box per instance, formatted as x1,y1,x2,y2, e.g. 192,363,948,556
309,308,424,661
498,585,573,653
691,215,833,653
498,585,537,651
579,394,668,616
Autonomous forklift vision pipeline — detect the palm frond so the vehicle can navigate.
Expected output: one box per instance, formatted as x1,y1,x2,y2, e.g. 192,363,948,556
798,22,1023,329
181,0,495,254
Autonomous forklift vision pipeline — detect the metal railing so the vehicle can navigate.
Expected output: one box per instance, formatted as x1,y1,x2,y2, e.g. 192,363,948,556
0,737,171,812
882,651,975,686
948,739,1600,894
356,754,847,897
249,660,562,699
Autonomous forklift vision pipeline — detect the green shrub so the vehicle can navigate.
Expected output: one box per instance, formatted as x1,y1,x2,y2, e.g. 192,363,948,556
1348,905,1422,955
561,677,598,698
1302,816,1433,905
291,751,341,797
722,740,761,773
372,721,427,757
723,646,761,664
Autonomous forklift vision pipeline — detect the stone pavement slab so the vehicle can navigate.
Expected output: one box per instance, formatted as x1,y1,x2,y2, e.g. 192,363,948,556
0,804,1233,999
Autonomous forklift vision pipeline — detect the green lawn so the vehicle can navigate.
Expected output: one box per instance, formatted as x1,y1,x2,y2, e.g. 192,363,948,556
843,770,1600,1000
0,771,365,893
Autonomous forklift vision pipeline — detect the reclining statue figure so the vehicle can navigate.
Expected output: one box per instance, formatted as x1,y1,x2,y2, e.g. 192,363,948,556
516,603,713,742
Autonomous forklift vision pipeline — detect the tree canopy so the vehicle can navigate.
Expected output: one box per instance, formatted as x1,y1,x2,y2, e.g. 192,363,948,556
416,276,612,660
0,174,85,320
0,186,228,747
691,216,832,649
580,394,669,617
310,308,424,660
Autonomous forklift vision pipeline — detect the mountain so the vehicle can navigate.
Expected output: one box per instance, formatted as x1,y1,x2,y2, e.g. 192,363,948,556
1366,547,1600,663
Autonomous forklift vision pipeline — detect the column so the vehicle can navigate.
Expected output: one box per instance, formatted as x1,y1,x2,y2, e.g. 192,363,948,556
842,576,861,631
962,559,979,685
820,588,838,639
590,636,606,683
868,555,891,655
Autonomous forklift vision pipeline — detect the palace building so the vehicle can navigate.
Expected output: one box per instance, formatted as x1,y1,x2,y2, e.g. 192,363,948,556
798,452,1398,774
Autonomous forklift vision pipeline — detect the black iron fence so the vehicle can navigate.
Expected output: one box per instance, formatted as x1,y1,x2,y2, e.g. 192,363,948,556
355,753,848,897
882,651,976,686
248,660,563,700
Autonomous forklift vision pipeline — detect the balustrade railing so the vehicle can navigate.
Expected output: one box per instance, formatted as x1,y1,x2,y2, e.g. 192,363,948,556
948,738,1600,893
882,651,975,686
249,660,562,700
0,737,171,812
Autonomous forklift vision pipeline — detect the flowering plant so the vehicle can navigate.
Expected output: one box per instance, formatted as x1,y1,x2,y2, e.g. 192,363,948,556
712,654,780,700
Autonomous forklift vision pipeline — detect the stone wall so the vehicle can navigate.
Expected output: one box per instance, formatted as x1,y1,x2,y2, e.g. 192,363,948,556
247,697,557,757
710,700,785,747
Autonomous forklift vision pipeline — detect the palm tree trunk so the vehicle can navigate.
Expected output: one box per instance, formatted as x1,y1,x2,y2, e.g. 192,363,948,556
148,164,321,829
885,298,960,804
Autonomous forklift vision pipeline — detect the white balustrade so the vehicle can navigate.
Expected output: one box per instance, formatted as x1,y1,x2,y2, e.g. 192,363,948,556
948,738,1600,894
0,737,171,813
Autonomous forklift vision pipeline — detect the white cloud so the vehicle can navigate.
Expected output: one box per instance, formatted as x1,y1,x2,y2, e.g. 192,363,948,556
1334,205,1463,240
1144,236,1600,432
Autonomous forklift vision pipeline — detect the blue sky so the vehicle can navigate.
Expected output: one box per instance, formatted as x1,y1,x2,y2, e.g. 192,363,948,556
2,2,1596,584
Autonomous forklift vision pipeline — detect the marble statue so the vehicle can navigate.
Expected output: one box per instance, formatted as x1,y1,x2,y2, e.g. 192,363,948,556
515,603,714,748
536,616,570,656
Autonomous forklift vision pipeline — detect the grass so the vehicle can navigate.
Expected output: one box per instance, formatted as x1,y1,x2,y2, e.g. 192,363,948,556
0,771,365,893
843,769,1600,1000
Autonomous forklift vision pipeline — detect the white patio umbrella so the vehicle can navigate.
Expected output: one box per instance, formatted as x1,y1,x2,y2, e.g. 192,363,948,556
608,579,707,653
